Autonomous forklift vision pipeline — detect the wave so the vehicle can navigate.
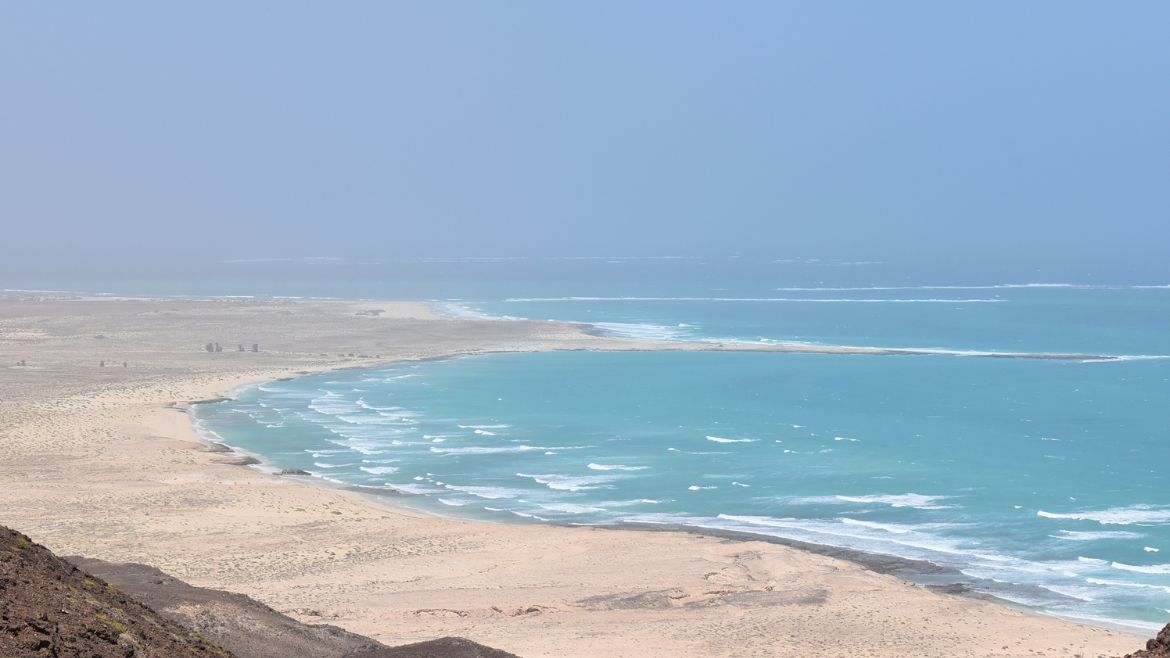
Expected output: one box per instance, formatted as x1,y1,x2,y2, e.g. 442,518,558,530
1111,562,1170,575
1050,530,1145,541
429,297,1169,362
832,494,954,510
359,466,399,475
538,502,607,514
380,482,445,495
587,321,694,341
505,296,1005,303
430,444,591,455
774,283,1170,291
430,445,540,455
710,514,995,561
705,435,757,444
1037,505,1170,526
356,400,403,412
443,484,527,499
515,472,625,492
839,518,918,535
597,330,1167,361
1086,578,1170,595
587,463,648,471
336,415,416,427
435,302,524,321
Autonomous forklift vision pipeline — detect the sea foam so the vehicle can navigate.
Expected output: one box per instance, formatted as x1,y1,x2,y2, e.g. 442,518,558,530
1037,506,1170,526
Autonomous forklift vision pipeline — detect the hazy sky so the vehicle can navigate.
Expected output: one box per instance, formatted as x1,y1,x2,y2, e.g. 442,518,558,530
2,2,1168,274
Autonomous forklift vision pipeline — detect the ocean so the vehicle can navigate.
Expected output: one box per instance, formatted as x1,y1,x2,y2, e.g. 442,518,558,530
17,257,1169,631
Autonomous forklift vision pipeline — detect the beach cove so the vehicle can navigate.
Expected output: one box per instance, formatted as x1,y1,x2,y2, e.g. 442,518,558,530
0,294,1143,657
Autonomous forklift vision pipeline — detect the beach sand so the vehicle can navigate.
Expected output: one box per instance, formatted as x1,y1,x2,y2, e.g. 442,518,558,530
0,295,1143,657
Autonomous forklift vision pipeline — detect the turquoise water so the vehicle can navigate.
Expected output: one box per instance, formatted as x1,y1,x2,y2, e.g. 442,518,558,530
47,260,1167,630
194,295,1170,633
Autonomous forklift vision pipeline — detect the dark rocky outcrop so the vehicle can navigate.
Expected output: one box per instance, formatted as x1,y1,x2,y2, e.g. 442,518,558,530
5,525,520,658
1,526,231,657
69,557,521,658
1122,623,1170,657
346,636,520,658
68,558,383,658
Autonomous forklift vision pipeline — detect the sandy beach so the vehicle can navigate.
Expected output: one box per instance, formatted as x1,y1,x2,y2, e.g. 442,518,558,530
0,295,1143,657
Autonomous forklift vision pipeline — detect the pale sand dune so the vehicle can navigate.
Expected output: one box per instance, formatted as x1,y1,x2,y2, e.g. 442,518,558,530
0,295,1143,657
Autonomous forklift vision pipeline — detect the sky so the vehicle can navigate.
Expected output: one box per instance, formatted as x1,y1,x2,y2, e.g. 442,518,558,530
2,2,1168,278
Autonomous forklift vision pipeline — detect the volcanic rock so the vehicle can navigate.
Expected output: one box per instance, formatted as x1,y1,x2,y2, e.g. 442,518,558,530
0,525,230,657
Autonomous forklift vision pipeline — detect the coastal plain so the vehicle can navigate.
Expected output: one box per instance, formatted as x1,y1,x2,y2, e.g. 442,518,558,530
0,295,1143,657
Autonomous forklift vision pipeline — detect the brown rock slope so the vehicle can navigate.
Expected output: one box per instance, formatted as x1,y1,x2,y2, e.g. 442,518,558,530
1122,624,1170,658
69,557,518,658
1,526,230,658
4,525,518,658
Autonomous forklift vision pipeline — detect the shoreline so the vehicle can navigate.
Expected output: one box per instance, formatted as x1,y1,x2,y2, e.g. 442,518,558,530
0,295,1146,656
188,359,1158,638
6,287,1160,362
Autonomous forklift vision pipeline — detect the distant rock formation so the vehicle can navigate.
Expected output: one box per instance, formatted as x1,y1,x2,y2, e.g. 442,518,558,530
1122,624,1170,658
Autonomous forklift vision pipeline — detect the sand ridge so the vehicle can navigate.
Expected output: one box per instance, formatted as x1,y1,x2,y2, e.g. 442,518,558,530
0,295,1144,657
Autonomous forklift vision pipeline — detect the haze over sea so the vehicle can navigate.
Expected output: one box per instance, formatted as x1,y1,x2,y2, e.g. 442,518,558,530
28,256,1149,632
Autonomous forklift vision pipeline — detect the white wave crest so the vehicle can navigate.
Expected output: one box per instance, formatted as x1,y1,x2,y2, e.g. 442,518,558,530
1111,562,1170,575
839,518,917,534
1049,530,1144,541
458,424,511,429
443,484,527,499
436,303,524,321
515,472,624,492
359,466,399,475
1086,578,1170,595
586,321,694,341
538,503,607,514
431,445,534,455
834,493,953,510
505,296,1004,303
430,444,589,455
587,463,648,471
1037,505,1170,526
705,435,757,443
